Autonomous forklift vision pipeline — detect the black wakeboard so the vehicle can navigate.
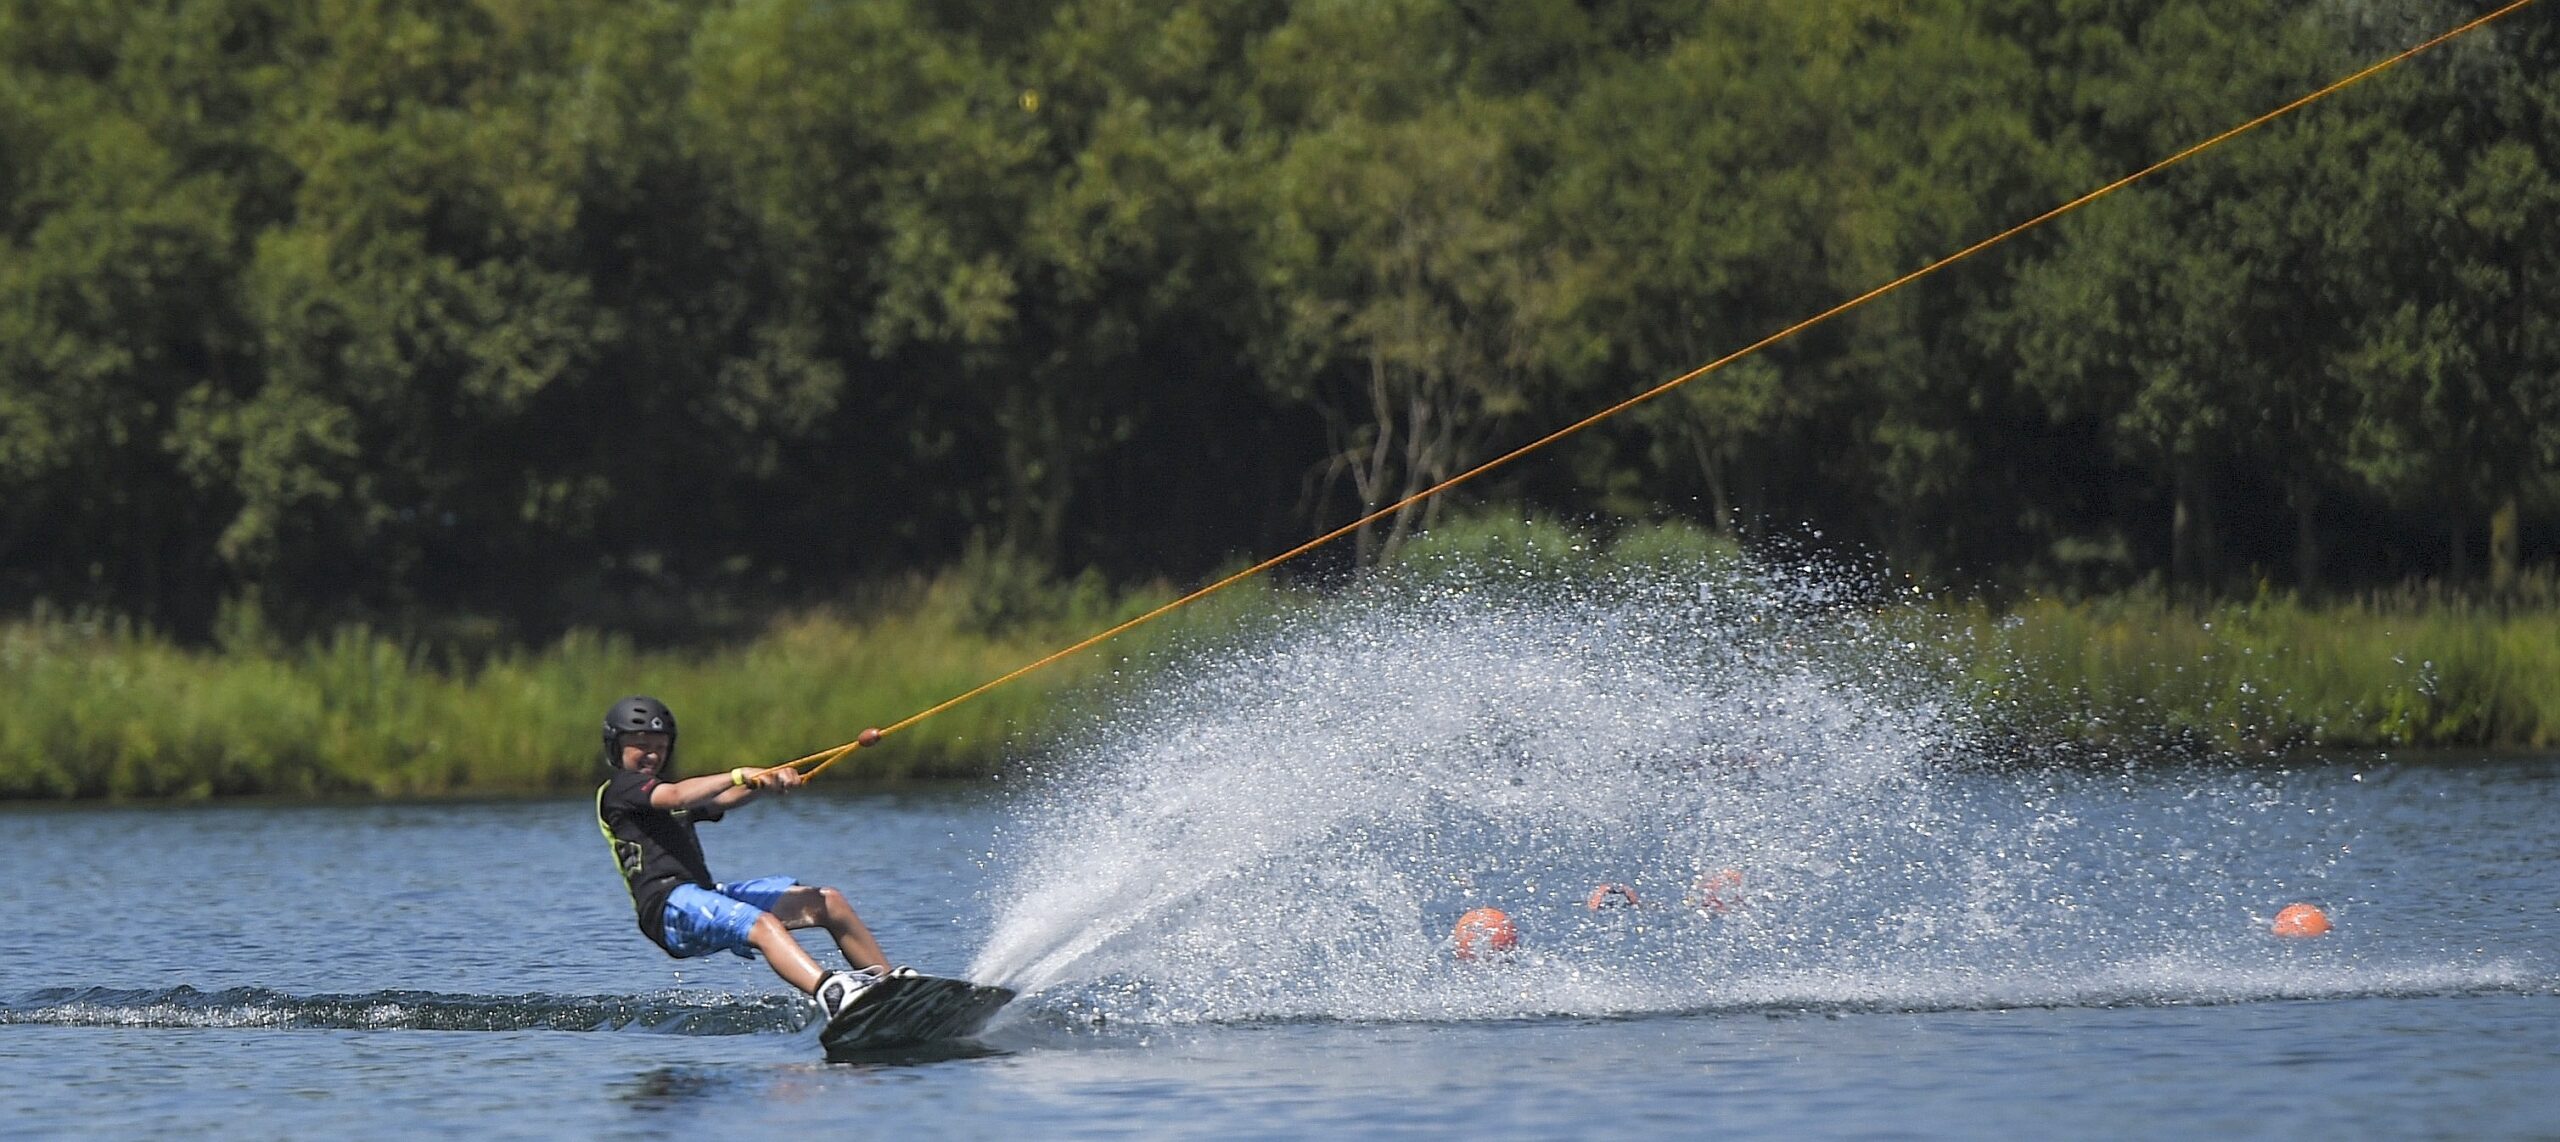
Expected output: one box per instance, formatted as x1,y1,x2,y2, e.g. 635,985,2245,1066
818,974,1016,1056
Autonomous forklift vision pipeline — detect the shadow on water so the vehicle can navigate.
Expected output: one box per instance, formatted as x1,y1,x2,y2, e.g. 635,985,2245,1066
619,1064,765,1110
611,1058,1021,1109
822,1039,1010,1066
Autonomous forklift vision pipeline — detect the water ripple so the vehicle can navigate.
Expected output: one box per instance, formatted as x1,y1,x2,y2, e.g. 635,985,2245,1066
0,985,813,1035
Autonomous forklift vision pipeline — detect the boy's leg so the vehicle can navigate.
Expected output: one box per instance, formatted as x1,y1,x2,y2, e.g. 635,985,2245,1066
745,914,829,993
769,885,889,972
665,883,830,996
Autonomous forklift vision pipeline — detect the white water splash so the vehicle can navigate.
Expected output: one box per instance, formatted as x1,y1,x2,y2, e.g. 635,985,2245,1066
970,557,2533,1026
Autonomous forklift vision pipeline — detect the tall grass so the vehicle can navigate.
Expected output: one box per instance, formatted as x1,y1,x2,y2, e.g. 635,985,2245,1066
1380,517,2560,757
1949,588,2560,755
0,550,1241,800
10,520,2559,800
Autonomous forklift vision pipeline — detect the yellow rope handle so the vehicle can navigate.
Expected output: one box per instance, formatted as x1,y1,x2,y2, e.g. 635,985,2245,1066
788,0,2537,780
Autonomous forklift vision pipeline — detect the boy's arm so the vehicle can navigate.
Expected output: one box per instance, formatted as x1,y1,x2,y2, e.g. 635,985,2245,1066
644,765,803,812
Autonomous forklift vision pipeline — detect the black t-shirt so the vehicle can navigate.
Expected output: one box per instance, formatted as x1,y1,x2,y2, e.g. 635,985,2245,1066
594,769,726,953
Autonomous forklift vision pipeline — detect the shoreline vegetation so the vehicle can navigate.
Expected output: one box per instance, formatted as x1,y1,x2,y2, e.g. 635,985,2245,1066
1953,588,2560,761
7,518,2559,802
0,547,1215,801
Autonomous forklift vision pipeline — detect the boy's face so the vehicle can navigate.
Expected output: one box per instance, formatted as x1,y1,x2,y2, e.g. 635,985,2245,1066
617,731,672,775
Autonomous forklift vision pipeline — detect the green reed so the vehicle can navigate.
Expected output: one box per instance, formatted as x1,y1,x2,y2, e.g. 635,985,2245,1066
1948,587,2560,755
0,553,1227,800
9,521,2558,799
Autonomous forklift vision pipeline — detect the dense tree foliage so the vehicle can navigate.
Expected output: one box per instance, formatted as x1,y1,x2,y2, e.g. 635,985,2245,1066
2,0,2553,640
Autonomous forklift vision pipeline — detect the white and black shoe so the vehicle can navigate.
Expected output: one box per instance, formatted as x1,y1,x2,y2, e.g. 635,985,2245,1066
813,970,880,1020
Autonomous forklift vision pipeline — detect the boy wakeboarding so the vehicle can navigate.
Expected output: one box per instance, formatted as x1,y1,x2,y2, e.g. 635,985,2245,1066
592,695,905,1021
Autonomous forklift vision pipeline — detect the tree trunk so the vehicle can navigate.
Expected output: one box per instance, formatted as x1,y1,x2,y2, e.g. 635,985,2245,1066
1737,471,1766,542
2292,478,2320,591
1344,353,1397,566
2491,494,2520,592
1377,389,1438,563
2447,514,2468,584
998,389,1071,568
2170,459,2213,594
1691,436,1732,535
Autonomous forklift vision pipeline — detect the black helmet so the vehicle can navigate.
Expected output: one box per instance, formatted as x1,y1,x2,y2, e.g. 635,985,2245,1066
602,695,678,772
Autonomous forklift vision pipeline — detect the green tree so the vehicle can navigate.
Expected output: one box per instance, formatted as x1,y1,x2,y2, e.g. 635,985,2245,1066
1237,0,1608,563
994,0,1285,573
1993,1,2379,591
1539,0,1837,538
1248,104,1596,561
0,0,278,628
2339,14,2560,586
685,0,1044,571
170,1,621,626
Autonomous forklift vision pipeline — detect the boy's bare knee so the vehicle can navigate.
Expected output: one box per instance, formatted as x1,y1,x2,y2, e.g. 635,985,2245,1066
749,913,789,943
820,887,850,913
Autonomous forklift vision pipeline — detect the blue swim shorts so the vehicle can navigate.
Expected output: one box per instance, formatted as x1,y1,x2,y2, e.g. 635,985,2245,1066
659,875,800,959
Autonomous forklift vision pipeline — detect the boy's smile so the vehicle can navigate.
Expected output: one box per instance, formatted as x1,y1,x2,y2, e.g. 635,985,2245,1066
619,732,672,774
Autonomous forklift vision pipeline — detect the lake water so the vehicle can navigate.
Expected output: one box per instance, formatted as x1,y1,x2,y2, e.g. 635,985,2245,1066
6,574,2558,1138
2,758,2555,1139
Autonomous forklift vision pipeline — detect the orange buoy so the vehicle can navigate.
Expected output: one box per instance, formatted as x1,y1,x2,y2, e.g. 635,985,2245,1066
1586,883,1641,910
1453,907,1519,961
1690,868,1746,914
2271,903,2332,938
